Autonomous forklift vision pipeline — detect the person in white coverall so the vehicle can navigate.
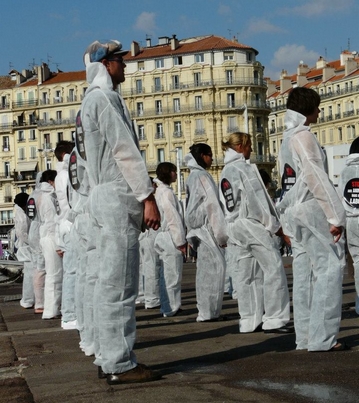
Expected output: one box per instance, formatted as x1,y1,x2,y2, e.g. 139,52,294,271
27,172,45,313
54,140,76,330
220,132,292,334
184,143,228,322
38,170,63,320
154,162,187,317
339,136,359,316
81,39,161,384
14,193,34,309
277,87,347,351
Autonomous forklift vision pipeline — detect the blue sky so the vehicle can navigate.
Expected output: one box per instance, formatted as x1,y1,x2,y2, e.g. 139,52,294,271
1,0,358,80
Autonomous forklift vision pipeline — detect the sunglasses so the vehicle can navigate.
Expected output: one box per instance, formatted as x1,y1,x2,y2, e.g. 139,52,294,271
107,57,124,64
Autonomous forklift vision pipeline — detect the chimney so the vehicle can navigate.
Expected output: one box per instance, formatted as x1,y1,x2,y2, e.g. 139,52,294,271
146,37,151,47
316,56,327,69
170,34,179,50
158,36,169,45
345,57,358,76
279,70,292,94
322,65,335,82
131,41,140,56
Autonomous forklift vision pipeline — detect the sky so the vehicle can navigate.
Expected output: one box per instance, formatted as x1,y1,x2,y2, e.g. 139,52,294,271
1,0,359,80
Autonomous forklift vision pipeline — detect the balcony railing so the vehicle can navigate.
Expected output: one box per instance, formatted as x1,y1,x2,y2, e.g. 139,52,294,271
12,99,38,109
0,218,14,225
173,131,183,138
0,103,10,110
37,118,76,127
154,132,165,139
4,196,12,203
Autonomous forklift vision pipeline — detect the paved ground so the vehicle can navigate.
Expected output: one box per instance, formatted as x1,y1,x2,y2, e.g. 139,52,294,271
0,258,359,403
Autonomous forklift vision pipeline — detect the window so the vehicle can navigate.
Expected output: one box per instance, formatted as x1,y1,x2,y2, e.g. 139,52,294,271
3,136,9,151
29,112,36,125
195,119,205,135
155,100,162,114
137,102,143,116
329,128,334,143
154,77,162,92
338,127,343,141
18,130,25,142
138,61,145,71
224,51,234,60
322,130,326,143
172,75,180,89
138,125,146,141
140,149,146,161
136,79,143,94
18,147,25,160
254,71,259,85
347,125,356,140
227,93,235,108
195,53,204,63
173,56,183,65
56,111,62,121
195,96,202,111
256,117,262,131
174,121,182,137
4,161,10,177
272,140,277,154
57,132,63,142
155,58,164,68
227,116,237,133
54,90,62,103
44,133,51,149
156,123,164,139
226,70,233,85
194,72,201,86
30,146,37,159
246,52,253,62
173,98,181,112
68,88,75,102
29,129,36,140
157,148,165,162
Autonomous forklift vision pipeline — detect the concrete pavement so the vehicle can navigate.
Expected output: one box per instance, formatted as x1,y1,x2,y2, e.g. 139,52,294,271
0,259,359,403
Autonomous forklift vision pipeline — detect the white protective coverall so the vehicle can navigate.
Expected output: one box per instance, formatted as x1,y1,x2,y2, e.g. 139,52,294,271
38,181,63,319
67,147,92,351
184,153,228,321
139,228,161,309
55,153,77,327
219,148,290,332
15,203,34,308
338,153,359,314
277,109,346,351
81,62,154,374
154,178,186,317
27,172,45,311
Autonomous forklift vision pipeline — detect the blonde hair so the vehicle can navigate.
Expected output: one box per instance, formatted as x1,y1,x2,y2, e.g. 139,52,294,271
222,132,251,152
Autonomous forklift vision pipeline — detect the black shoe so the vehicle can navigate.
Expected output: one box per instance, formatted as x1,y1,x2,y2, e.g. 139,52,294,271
264,325,294,334
98,366,107,379
106,363,162,385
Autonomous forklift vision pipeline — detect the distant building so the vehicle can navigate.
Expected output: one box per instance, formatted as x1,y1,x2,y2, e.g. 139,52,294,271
267,50,359,188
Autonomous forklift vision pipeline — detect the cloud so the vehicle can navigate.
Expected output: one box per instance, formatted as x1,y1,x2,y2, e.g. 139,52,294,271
133,12,157,35
266,44,320,79
246,18,287,35
279,0,354,17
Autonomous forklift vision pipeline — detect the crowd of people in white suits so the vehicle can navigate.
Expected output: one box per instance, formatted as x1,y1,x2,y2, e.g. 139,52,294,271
12,39,355,385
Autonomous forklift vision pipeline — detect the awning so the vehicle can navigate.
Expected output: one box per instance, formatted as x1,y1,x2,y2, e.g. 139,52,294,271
16,161,38,172
13,111,24,117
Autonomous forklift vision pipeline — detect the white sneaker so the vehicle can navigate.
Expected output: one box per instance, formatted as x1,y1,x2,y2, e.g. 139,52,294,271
61,319,78,330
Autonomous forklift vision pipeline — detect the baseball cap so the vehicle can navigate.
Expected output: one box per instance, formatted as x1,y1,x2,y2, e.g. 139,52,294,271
83,40,128,66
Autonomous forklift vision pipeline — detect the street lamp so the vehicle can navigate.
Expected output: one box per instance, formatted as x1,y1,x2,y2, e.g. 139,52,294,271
170,147,181,199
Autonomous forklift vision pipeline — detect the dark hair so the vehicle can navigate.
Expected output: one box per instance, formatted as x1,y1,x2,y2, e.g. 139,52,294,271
286,87,320,116
259,169,271,187
156,162,176,185
189,143,212,169
40,169,57,183
14,192,29,209
349,137,359,154
55,140,75,161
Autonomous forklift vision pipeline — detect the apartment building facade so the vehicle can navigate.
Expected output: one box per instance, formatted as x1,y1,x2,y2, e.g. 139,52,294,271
267,50,359,190
0,34,272,240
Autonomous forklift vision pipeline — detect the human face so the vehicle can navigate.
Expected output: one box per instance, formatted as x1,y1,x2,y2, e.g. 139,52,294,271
103,56,126,88
305,106,320,125
170,170,177,183
236,140,252,160
201,151,213,168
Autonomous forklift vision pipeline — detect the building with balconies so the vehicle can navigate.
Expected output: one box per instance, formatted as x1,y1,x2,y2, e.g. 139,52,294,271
267,50,359,190
121,34,274,188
